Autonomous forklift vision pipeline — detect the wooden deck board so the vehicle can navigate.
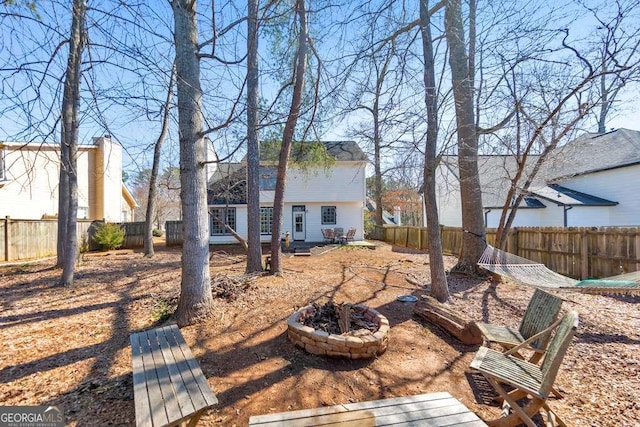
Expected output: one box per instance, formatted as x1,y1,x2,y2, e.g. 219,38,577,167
248,392,486,426
148,328,183,424
130,333,154,427
138,331,170,427
155,327,196,417
130,325,217,427
167,325,218,407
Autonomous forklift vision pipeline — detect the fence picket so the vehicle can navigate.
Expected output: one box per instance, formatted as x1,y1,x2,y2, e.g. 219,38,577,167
372,225,640,279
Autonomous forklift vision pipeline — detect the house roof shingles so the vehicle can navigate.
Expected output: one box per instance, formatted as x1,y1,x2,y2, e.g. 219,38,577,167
442,128,640,209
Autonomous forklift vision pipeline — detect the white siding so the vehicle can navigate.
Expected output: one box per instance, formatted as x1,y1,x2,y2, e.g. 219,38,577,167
558,165,640,226
486,205,565,227
438,161,640,228
0,140,131,222
284,202,364,242
98,138,125,222
0,145,93,220
208,202,365,244
435,164,463,227
260,163,366,203
208,160,367,244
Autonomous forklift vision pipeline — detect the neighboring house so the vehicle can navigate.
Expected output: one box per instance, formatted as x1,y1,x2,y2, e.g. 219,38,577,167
365,198,398,225
0,136,137,221
208,141,368,244
436,128,640,227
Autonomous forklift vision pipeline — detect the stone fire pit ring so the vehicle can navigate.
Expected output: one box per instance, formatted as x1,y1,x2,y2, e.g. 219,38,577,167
287,304,390,359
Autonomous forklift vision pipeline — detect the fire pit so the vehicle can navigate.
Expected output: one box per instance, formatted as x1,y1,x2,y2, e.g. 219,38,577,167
287,302,389,359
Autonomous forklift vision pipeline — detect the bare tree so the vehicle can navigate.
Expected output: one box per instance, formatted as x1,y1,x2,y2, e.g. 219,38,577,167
419,0,448,302
245,0,262,273
591,3,640,132
445,0,486,275
269,0,308,275
144,66,175,257
492,3,640,249
58,0,86,286
171,0,214,325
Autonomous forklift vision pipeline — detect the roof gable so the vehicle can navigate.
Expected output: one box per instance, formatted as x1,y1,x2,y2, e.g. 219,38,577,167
543,128,640,181
441,128,639,210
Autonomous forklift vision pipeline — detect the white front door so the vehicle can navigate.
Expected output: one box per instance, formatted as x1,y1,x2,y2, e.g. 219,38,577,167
292,206,306,241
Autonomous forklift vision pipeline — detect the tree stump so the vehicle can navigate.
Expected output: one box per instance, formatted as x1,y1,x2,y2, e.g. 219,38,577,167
413,295,483,345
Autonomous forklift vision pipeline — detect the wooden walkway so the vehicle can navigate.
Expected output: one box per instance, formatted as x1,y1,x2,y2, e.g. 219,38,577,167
248,392,487,426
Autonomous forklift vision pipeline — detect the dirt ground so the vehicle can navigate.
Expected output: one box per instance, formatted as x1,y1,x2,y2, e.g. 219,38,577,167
0,241,639,426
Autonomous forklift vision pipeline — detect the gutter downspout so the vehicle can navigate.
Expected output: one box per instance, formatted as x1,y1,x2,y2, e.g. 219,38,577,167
563,205,573,227
484,208,491,227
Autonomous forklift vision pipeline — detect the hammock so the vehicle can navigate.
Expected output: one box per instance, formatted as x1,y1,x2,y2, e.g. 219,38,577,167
478,244,640,295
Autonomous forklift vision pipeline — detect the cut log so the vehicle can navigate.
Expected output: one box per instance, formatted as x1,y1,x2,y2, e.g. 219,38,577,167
338,304,351,334
413,295,483,345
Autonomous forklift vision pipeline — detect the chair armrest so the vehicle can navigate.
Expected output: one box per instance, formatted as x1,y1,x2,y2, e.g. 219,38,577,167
503,316,563,357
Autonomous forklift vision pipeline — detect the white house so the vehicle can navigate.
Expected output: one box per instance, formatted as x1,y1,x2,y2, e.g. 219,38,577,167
0,136,137,221
436,128,640,227
207,141,368,244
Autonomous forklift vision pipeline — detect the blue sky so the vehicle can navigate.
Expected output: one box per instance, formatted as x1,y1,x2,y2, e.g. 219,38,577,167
1,0,639,179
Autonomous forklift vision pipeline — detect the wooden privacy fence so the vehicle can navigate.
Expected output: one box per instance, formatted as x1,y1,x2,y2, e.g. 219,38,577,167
372,225,640,280
165,220,183,246
1,218,145,262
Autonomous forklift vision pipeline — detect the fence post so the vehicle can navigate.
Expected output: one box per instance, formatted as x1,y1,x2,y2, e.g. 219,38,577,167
4,216,10,262
635,228,640,273
581,230,589,279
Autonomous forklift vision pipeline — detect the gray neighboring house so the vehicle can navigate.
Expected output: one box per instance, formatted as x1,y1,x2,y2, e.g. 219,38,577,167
365,198,398,225
436,128,640,227
208,141,368,244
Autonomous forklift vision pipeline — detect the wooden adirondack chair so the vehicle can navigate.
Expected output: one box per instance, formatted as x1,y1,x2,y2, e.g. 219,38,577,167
470,310,579,427
475,288,562,363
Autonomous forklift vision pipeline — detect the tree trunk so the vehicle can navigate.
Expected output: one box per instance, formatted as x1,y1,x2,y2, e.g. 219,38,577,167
445,0,485,275
144,66,175,257
59,0,86,286
269,0,308,275
372,50,393,228
57,145,69,268
172,0,214,325
245,0,263,273
420,0,449,302
373,117,383,227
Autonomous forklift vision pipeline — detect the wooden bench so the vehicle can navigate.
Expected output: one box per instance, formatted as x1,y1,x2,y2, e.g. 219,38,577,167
248,392,487,426
130,325,218,427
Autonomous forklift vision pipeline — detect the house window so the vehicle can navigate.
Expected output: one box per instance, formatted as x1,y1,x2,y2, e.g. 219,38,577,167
321,206,336,224
210,207,236,235
260,207,273,234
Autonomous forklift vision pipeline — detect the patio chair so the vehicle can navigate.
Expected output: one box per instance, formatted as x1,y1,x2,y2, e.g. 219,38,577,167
475,288,562,364
345,227,356,243
470,310,578,427
334,227,345,244
321,228,335,243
